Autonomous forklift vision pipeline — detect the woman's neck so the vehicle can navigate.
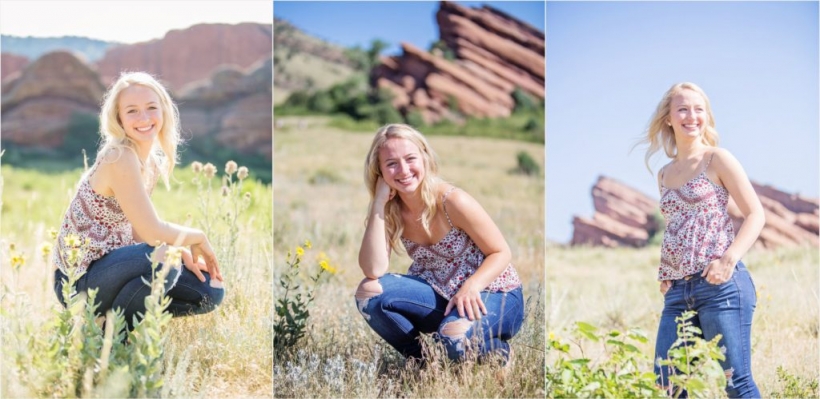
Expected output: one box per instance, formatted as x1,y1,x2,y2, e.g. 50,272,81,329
398,190,425,216
674,136,707,161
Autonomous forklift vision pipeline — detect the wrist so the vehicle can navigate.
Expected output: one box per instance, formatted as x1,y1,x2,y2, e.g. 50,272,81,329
720,251,739,266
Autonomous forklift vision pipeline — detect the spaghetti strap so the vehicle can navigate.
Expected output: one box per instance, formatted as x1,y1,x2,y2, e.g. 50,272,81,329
441,187,458,228
703,152,716,172
660,165,667,187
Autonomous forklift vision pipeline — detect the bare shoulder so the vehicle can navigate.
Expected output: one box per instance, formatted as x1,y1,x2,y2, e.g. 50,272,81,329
440,185,483,218
95,147,142,184
709,147,742,171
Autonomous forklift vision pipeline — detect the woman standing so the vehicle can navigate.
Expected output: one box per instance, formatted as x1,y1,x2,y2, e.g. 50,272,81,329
53,72,224,331
642,82,764,398
355,124,524,366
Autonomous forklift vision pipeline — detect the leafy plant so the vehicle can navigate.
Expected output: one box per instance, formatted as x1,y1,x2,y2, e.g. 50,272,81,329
770,366,819,398
546,322,662,398
274,241,335,354
547,311,727,398
658,311,727,398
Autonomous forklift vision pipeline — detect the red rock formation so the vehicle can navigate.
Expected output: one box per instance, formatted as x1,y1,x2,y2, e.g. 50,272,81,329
1,51,105,147
177,58,272,160
96,23,271,92
571,175,819,250
571,176,656,248
371,1,544,124
1,53,29,83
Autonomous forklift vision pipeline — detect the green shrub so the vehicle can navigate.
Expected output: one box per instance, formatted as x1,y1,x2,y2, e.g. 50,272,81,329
512,87,538,113
515,151,540,176
547,311,726,399
405,110,426,128
770,366,819,398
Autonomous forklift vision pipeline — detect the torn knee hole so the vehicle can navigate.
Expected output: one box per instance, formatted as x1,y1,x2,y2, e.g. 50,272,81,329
441,319,472,339
724,368,734,379
355,278,383,300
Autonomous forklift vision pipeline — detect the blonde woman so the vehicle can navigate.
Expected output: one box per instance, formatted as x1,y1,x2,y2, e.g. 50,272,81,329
53,72,224,330
355,124,524,366
641,82,764,398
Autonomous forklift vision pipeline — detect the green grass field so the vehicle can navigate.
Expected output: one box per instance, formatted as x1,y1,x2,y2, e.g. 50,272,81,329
1,162,273,397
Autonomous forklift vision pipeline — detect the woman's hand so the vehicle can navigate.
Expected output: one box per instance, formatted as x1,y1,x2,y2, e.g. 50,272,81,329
660,280,672,295
180,247,209,281
374,177,395,207
191,237,223,282
701,254,736,285
445,282,487,321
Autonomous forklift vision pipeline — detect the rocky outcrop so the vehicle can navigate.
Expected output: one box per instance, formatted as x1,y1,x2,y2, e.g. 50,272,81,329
1,53,29,83
1,51,105,147
571,177,658,248
571,176,820,250
1,23,272,161
178,58,272,160
96,23,271,92
372,1,544,125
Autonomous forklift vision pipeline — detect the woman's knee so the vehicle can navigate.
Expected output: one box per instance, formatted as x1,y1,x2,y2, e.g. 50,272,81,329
438,318,474,360
355,277,384,321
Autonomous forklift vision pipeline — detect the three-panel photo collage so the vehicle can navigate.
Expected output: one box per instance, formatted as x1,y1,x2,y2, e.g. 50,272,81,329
1,1,818,398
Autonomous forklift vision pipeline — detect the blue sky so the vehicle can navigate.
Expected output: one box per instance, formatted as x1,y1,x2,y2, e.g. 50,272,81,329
273,1,545,54
546,1,819,243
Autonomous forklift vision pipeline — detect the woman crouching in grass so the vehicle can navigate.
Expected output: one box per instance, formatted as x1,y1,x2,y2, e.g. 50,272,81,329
355,124,524,368
53,71,224,331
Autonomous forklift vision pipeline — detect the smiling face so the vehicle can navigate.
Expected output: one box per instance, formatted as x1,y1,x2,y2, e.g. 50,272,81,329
117,84,163,154
667,89,709,141
378,137,426,195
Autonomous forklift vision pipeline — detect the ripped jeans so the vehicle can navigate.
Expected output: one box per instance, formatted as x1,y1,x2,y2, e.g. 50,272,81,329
654,261,759,398
355,273,524,363
54,243,225,330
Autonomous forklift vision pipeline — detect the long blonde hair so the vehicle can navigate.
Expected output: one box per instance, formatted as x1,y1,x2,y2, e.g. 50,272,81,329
97,71,181,188
364,124,442,253
640,82,719,173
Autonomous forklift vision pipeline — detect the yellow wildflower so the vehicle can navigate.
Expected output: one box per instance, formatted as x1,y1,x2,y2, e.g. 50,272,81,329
295,246,305,257
304,239,312,249
40,242,53,262
549,331,556,341
64,234,80,248
319,260,337,274
10,253,25,270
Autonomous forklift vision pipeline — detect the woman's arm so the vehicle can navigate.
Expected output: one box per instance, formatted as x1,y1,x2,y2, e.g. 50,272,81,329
443,189,512,320
701,148,765,284
96,149,222,281
358,177,393,279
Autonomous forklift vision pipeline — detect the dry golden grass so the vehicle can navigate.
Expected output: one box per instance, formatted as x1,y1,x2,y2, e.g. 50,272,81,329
273,117,545,397
1,165,273,397
547,244,819,396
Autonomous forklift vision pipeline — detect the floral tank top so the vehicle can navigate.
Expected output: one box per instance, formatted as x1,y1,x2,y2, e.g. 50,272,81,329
53,160,144,274
658,153,734,280
401,188,522,299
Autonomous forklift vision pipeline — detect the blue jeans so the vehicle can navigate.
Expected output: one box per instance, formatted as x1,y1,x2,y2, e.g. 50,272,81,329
654,261,759,398
355,273,524,363
54,243,225,330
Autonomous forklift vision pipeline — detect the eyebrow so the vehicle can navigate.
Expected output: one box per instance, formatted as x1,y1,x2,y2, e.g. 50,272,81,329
122,101,159,109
